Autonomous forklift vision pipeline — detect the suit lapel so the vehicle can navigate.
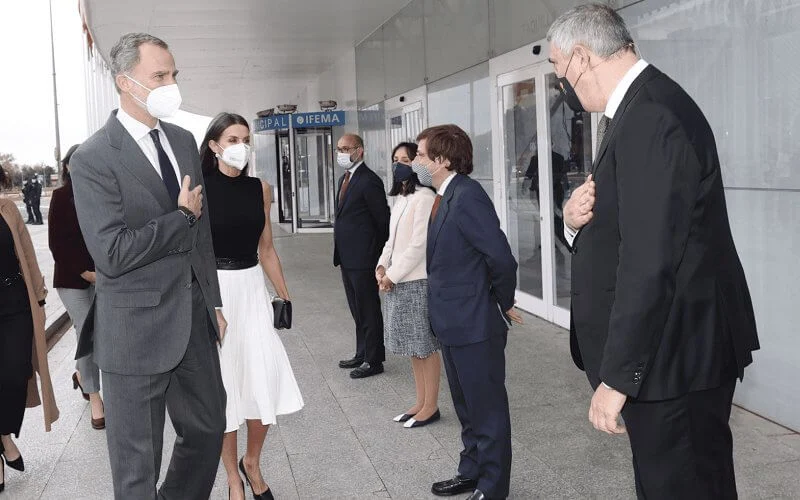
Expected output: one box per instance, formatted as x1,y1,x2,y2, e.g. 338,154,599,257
428,175,459,258
591,65,661,177
105,111,174,212
336,164,365,215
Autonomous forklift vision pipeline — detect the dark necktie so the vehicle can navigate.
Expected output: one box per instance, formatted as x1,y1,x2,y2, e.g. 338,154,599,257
430,194,443,222
149,129,180,205
338,170,351,209
596,115,611,146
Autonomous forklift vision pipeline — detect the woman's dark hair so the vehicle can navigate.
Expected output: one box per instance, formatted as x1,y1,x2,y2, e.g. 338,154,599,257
61,144,80,183
391,142,418,163
0,165,9,190
200,112,251,176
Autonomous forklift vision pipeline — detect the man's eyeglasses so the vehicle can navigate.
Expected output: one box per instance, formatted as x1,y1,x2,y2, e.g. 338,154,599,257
336,146,360,153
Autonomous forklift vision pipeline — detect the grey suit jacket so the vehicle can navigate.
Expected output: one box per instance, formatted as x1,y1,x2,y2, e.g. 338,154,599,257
70,110,222,376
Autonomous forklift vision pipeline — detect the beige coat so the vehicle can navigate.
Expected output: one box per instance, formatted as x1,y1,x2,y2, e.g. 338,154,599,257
0,197,59,431
377,188,437,283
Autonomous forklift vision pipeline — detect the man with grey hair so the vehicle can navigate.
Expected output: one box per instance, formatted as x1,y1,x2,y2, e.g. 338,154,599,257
548,4,759,499
69,32,227,499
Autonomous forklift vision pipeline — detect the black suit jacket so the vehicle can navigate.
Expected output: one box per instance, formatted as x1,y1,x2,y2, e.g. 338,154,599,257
333,163,390,270
569,65,759,401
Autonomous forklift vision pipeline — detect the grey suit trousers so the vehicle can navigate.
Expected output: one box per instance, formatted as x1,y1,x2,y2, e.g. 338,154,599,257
102,281,226,500
57,286,100,393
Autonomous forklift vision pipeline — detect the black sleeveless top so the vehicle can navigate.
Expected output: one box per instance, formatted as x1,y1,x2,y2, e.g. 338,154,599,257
205,172,265,261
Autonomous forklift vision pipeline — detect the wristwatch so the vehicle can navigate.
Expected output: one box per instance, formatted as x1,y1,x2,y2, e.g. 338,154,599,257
178,206,197,227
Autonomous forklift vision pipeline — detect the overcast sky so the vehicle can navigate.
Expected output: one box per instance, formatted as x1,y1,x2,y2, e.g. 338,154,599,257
0,0,87,166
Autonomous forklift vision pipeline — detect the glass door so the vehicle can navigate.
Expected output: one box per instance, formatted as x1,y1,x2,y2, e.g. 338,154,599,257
385,86,427,191
276,132,293,223
545,72,594,326
493,57,593,328
293,128,335,230
497,66,547,318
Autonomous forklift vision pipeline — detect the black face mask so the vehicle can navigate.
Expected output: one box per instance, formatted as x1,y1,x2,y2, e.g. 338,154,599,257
557,52,586,114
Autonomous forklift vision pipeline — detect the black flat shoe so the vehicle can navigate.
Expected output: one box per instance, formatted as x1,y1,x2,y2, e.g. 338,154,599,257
392,412,416,422
404,409,441,428
349,362,384,379
338,356,364,369
239,458,274,500
72,372,90,402
431,475,478,496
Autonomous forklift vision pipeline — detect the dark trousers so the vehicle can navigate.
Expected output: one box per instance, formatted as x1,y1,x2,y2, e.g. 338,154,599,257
24,202,34,222
0,282,33,437
102,282,226,500
340,268,385,364
441,333,512,499
31,199,42,223
621,379,738,500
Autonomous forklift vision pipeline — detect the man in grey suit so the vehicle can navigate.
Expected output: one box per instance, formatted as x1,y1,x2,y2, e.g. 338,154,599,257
70,33,227,499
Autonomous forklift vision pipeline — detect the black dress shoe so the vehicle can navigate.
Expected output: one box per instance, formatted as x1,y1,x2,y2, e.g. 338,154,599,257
349,362,384,379
338,356,364,369
431,475,478,496
404,409,441,428
465,489,487,500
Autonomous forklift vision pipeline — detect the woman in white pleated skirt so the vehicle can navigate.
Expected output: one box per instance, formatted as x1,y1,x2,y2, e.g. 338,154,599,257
201,113,303,500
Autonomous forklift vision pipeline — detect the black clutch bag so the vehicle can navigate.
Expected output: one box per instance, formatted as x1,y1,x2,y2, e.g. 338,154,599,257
272,298,292,330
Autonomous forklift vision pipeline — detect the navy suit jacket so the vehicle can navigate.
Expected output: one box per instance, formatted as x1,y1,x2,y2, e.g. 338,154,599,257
427,174,518,347
333,163,390,270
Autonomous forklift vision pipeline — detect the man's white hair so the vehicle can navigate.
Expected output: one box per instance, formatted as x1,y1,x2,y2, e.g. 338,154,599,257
546,3,634,58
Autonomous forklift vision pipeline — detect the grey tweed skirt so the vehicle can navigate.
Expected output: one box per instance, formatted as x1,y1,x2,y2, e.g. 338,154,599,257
382,279,440,358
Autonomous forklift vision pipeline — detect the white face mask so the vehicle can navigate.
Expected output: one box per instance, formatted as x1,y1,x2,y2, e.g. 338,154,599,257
215,142,251,170
124,75,182,118
337,152,354,169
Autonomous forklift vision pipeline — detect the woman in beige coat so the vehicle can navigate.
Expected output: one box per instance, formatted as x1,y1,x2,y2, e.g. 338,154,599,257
0,166,59,492
376,143,442,428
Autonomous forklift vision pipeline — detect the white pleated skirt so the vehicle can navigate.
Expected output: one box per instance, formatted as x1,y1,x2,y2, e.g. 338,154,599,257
217,264,304,432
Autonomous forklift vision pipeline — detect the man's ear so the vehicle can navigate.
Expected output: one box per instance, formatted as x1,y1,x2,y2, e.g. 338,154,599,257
572,44,591,71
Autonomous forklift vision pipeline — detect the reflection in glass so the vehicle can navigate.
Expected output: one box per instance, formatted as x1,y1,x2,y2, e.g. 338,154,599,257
502,78,543,299
294,129,335,229
546,73,593,308
277,134,293,223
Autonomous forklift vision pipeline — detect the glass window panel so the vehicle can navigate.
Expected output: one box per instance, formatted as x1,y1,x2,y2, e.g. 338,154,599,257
384,0,426,98
355,28,386,108
424,0,490,82
427,63,493,198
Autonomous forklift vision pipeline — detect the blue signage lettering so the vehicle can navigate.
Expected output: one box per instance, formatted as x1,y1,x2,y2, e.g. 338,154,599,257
292,111,346,129
253,114,291,132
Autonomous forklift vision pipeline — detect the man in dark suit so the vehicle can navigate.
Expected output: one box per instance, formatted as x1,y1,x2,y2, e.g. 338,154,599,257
29,177,43,225
548,5,760,499
22,179,34,224
333,133,390,378
70,33,227,499
419,125,520,500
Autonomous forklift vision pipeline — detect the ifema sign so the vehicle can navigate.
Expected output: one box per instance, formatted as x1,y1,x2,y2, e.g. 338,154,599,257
293,111,345,128
254,111,346,132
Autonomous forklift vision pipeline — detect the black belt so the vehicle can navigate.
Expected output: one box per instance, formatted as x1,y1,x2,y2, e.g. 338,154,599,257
216,256,258,270
0,272,23,287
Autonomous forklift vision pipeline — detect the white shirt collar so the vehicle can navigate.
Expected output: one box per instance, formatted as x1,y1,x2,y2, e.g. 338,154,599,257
437,172,457,195
116,106,163,142
604,59,649,119
347,160,363,176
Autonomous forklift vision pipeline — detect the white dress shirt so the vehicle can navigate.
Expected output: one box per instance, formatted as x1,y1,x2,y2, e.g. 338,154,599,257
346,160,363,176
116,107,182,185
437,172,457,196
564,59,650,246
